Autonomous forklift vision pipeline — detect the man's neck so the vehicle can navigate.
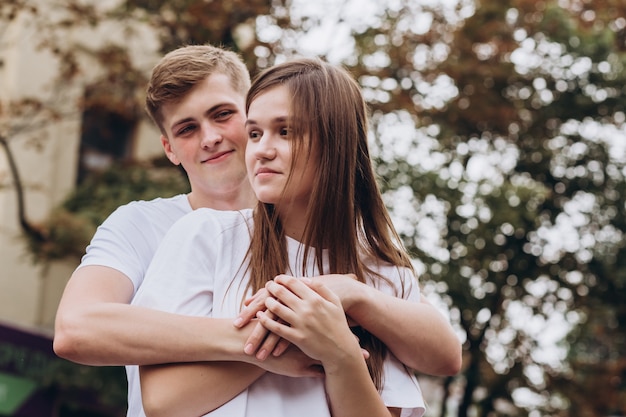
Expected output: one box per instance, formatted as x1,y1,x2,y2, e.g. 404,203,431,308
187,189,257,211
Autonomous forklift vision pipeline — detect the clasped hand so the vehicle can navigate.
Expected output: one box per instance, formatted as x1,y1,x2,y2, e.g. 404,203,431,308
233,274,368,366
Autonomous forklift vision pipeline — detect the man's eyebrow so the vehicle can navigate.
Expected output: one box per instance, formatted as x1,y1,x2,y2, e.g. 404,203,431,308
170,117,194,131
170,102,237,130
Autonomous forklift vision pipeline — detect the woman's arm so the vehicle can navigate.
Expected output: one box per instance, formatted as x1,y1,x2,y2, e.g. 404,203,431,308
255,276,397,417
141,361,263,417
140,341,323,417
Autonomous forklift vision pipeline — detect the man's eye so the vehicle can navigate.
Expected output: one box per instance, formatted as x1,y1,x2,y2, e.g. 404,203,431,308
177,125,195,135
217,110,233,120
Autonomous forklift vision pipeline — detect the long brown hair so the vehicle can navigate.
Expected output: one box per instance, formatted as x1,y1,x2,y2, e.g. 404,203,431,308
244,58,416,390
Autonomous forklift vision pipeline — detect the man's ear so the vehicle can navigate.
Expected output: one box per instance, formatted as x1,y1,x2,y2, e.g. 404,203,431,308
161,135,180,165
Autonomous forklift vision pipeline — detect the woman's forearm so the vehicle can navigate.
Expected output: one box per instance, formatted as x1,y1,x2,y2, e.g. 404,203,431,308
141,361,263,417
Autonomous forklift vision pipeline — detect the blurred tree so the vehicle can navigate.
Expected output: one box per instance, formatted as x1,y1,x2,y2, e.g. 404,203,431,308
337,0,626,416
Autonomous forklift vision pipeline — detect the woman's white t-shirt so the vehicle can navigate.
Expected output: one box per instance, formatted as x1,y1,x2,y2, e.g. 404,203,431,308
130,208,426,417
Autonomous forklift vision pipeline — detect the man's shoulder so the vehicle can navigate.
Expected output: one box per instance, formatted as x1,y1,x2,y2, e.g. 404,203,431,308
112,194,191,218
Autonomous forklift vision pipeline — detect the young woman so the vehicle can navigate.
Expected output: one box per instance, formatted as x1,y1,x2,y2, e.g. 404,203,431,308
132,59,433,417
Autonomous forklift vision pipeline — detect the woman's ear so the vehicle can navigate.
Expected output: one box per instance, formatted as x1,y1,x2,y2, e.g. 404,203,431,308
161,135,180,165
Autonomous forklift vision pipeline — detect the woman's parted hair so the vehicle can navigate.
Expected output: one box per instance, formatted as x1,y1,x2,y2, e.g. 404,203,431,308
145,44,250,134
244,58,417,390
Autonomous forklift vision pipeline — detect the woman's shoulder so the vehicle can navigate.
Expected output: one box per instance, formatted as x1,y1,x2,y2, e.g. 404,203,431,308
171,207,254,234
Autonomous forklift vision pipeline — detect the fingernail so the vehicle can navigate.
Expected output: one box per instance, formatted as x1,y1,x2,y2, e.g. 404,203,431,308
257,349,268,360
244,344,254,355
233,317,243,327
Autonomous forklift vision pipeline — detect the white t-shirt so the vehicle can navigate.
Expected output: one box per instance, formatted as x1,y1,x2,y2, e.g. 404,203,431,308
77,194,192,294
130,208,426,417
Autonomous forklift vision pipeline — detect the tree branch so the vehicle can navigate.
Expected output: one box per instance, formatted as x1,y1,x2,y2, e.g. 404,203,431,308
0,134,46,242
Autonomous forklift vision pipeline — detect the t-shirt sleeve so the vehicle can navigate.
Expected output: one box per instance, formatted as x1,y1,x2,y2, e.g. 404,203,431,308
380,354,426,417
77,203,162,292
131,209,221,317
371,264,421,304
401,267,421,303
371,264,426,416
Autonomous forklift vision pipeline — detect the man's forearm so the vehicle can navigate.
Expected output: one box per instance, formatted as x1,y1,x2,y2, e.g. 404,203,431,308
55,302,257,366
348,285,462,376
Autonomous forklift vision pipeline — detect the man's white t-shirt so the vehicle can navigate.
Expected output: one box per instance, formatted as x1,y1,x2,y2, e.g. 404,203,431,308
130,208,426,417
76,194,194,417
77,194,192,294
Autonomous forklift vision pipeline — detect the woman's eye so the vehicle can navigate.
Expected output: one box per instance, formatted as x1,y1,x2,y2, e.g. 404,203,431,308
280,127,290,136
248,130,261,140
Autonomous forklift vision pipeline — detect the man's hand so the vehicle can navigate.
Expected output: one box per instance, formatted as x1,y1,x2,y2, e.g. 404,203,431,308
233,285,291,360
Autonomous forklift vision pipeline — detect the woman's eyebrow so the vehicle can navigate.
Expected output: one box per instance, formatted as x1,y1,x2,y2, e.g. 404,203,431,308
245,116,290,127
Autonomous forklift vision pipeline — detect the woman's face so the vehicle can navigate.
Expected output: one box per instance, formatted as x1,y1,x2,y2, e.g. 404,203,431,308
245,85,318,216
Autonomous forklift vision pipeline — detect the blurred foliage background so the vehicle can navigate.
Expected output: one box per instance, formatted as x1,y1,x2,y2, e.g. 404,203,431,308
2,0,625,416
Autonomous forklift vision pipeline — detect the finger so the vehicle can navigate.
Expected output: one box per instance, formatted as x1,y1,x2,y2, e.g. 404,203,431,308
256,330,282,361
272,338,292,357
265,279,307,310
299,278,341,306
346,315,358,327
243,295,255,307
255,310,296,343
264,295,299,326
361,348,370,360
234,288,270,328
243,313,274,355
271,276,317,303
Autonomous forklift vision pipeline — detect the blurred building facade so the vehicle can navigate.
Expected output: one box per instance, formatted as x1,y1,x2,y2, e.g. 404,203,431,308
0,1,162,414
0,0,162,330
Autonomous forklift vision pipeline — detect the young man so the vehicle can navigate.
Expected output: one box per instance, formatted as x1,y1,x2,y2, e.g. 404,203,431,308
54,44,461,416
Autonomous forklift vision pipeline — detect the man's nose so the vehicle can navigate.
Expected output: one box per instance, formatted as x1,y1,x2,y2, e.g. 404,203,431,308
200,123,222,148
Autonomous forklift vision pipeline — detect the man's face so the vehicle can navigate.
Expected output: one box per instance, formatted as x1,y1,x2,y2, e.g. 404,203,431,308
160,73,249,206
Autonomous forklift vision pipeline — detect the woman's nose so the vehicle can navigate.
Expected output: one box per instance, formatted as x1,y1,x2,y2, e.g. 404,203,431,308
253,134,277,160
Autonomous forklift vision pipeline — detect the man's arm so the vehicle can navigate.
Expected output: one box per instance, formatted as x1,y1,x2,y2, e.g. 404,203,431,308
236,274,462,376
54,265,266,413
339,278,462,376
54,265,245,366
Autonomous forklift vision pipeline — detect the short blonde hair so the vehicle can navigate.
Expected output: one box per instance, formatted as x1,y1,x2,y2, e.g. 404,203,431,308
145,44,250,133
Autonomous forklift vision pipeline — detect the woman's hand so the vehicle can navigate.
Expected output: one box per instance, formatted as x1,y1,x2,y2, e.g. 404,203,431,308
255,275,364,371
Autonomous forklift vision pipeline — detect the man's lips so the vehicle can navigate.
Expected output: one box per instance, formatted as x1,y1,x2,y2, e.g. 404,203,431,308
203,150,232,163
